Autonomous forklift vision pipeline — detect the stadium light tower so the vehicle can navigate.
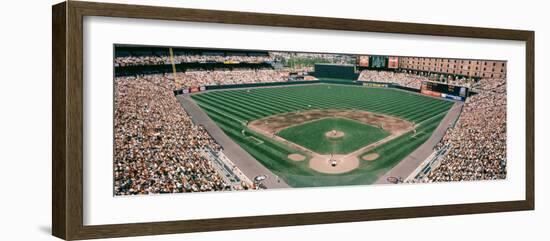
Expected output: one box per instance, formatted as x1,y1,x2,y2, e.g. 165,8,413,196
169,47,178,84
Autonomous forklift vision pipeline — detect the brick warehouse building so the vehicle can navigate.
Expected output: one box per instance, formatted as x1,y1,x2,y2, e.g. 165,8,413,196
399,57,506,79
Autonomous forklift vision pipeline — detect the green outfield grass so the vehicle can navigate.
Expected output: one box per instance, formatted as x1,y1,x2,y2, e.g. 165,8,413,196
277,117,389,154
191,83,453,187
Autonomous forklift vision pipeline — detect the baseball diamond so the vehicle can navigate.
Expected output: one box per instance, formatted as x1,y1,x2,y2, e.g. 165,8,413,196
190,83,453,187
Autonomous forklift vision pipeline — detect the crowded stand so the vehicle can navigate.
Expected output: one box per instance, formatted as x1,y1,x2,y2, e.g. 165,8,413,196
358,70,426,89
446,78,473,88
116,67,314,90
425,78,507,182
113,75,237,195
173,68,291,89
270,51,355,65
115,53,275,67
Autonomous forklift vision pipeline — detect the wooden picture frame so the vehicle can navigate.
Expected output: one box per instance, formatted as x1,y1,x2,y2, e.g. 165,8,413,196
52,1,534,240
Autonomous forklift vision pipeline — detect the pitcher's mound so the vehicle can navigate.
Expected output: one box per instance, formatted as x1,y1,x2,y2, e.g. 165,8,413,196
325,130,345,139
362,153,379,161
288,153,306,161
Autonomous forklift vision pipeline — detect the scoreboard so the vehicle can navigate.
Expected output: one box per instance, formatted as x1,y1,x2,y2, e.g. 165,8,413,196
370,56,386,68
421,81,469,101
357,55,399,69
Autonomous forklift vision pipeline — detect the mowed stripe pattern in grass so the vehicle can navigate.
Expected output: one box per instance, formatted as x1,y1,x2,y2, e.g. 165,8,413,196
191,84,453,187
277,117,389,154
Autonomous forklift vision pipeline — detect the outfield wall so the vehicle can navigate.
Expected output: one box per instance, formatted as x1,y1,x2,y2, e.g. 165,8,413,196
393,85,421,93
313,63,359,80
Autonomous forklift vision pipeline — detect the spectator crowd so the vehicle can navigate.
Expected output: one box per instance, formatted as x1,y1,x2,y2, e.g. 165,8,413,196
113,75,232,195
115,53,274,67
426,78,507,182
270,51,355,65
358,70,427,89
173,68,291,89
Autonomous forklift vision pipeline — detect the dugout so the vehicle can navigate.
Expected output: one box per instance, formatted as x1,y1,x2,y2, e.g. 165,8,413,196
313,63,359,80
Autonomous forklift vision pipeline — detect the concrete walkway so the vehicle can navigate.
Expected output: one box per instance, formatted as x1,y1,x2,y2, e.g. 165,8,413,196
176,94,290,189
375,102,463,184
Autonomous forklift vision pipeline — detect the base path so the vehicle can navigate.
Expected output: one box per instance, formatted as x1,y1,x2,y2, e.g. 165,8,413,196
248,109,415,174
375,102,464,184
249,109,413,136
176,94,290,189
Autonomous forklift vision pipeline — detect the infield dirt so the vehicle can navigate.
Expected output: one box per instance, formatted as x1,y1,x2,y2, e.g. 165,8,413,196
249,109,413,136
248,109,415,174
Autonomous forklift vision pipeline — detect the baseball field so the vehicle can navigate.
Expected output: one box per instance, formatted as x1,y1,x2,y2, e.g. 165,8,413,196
191,83,453,187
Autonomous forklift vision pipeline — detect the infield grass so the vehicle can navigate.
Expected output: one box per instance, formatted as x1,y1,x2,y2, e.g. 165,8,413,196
277,117,389,154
